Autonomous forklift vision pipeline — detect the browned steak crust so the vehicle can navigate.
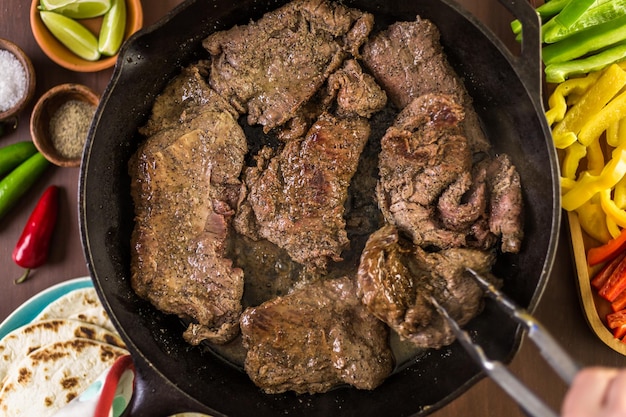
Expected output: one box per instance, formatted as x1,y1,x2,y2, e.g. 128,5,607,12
240,276,393,394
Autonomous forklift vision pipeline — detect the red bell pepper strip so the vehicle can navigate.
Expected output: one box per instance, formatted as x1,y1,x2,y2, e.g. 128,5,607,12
12,185,59,284
587,227,626,266
591,251,626,289
599,255,626,302
613,323,626,340
611,289,626,312
607,309,626,329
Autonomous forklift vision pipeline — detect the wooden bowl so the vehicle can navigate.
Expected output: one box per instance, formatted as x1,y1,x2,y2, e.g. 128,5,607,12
30,84,100,167
0,38,36,122
30,0,143,72
568,211,626,356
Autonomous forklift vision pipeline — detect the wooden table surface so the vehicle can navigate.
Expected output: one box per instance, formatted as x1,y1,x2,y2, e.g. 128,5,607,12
1,1,625,416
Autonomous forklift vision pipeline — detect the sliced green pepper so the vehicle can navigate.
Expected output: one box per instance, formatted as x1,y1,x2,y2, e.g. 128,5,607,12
543,0,626,44
543,14,626,66
511,0,571,36
545,40,626,83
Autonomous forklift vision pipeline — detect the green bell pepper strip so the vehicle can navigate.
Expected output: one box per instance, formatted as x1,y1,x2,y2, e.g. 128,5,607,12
551,0,596,31
511,0,571,35
0,153,50,221
545,40,626,83
543,14,626,65
543,0,626,43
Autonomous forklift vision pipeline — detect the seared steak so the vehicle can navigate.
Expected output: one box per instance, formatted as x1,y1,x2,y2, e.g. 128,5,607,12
138,61,237,138
377,94,472,249
203,0,373,132
235,112,371,270
129,106,247,345
240,276,393,394
357,225,498,348
483,154,524,253
362,16,490,153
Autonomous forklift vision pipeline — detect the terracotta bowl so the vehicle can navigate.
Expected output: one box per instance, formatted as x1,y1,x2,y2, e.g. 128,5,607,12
30,0,143,72
30,83,100,167
0,38,36,122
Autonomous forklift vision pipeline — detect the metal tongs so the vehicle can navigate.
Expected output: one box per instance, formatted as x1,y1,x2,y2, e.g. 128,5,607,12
429,268,580,417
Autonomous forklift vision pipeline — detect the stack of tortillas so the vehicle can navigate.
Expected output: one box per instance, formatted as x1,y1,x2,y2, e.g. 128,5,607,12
0,287,130,417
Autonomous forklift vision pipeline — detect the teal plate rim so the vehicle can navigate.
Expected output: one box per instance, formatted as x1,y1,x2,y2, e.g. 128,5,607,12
0,276,93,339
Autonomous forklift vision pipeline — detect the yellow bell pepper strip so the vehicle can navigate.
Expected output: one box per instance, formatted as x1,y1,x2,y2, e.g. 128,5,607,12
614,175,626,209
601,188,626,228
561,144,626,211
587,136,606,175
579,89,626,146
545,72,602,125
577,198,612,243
608,120,621,147
561,176,577,193
545,40,626,83
552,64,626,148
562,141,587,180
588,225,626,266
606,215,622,239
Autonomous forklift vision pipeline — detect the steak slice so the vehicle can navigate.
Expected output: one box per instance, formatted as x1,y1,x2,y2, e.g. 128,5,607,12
357,225,498,349
129,108,247,345
138,61,237,138
203,0,373,132
240,276,393,394
484,154,524,253
235,112,370,270
361,16,490,153
377,94,472,249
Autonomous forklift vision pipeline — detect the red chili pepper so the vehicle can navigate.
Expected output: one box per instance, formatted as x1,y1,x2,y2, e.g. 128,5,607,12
12,185,59,284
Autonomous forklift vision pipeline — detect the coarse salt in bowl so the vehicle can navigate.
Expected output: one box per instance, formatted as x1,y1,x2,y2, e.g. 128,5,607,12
0,38,36,122
30,83,100,168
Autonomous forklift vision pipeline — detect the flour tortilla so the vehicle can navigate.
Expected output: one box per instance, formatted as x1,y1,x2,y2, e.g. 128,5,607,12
0,319,125,383
0,338,129,417
33,287,116,332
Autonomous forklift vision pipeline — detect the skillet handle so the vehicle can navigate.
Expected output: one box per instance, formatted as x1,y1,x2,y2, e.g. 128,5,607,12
122,353,216,417
496,0,544,105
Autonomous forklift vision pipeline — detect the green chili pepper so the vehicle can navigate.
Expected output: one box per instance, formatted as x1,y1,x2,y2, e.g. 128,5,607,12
542,14,626,65
98,0,126,56
545,40,626,83
39,10,101,61
0,152,50,221
542,0,624,43
0,141,38,177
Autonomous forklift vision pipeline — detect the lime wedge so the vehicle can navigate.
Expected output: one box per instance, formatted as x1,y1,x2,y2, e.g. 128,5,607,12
39,0,112,19
40,11,101,61
98,0,126,56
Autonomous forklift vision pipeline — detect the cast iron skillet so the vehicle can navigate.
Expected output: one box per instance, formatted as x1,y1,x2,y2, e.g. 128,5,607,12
79,0,560,415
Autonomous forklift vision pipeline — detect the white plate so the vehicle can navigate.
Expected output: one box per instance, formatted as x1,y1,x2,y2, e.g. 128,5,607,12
0,276,93,339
